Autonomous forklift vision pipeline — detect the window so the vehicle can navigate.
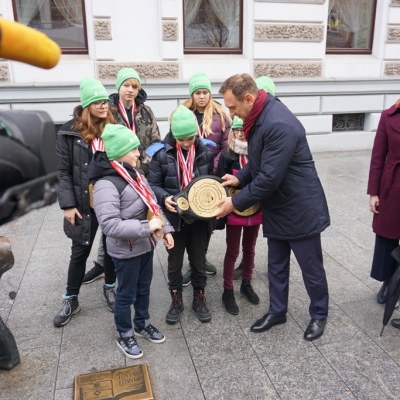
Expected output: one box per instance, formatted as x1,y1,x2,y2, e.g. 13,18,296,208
183,0,242,54
12,0,87,54
326,0,377,54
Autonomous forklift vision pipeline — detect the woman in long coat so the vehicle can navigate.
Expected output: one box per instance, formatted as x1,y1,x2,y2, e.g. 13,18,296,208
368,101,400,304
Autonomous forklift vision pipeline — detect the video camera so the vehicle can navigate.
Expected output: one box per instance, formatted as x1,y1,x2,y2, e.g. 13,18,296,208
0,110,58,225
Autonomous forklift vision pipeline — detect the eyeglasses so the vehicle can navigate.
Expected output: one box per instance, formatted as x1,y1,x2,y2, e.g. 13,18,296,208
92,100,109,109
233,129,244,136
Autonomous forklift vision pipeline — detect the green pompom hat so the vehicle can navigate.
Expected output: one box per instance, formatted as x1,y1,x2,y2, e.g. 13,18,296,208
188,72,211,96
171,105,198,139
80,77,109,109
116,68,141,92
102,124,141,161
232,116,243,130
255,76,276,96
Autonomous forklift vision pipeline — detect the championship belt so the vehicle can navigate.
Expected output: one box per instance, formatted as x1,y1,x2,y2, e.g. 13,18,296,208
173,175,228,220
228,187,261,217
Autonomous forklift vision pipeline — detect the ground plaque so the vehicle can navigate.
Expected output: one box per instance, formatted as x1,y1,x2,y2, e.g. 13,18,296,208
74,364,154,400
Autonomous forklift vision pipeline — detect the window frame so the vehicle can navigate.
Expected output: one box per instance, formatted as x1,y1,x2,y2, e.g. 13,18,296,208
11,0,88,55
326,0,377,55
183,0,243,55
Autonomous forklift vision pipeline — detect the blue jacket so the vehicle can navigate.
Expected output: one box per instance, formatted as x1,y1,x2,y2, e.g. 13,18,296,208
233,95,330,240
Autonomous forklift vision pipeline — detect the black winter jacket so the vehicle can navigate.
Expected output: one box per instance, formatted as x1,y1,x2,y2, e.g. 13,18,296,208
147,132,214,230
233,95,330,240
56,119,94,245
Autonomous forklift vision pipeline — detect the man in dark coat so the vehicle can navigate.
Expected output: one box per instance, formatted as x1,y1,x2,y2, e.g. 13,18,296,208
216,74,330,341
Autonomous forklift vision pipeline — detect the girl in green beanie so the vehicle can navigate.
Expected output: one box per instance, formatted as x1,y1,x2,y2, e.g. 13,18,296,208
180,72,232,281
53,77,118,328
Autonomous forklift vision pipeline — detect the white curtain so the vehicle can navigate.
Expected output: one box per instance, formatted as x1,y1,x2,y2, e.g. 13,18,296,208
15,0,45,25
184,0,202,27
208,0,239,47
54,0,83,27
337,0,363,45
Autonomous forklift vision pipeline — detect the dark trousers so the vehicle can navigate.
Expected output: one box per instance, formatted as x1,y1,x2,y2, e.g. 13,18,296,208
113,251,153,333
223,224,260,290
167,220,208,291
267,234,329,320
66,209,115,296
370,234,399,282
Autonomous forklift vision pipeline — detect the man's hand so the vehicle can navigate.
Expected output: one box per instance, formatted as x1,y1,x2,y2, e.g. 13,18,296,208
369,195,379,214
215,197,235,219
220,174,240,187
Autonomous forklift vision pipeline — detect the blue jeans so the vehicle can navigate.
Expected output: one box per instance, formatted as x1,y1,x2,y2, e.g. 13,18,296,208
112,250,153,333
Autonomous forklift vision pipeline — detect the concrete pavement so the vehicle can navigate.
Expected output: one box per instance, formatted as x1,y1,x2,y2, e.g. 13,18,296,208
1,150,400,399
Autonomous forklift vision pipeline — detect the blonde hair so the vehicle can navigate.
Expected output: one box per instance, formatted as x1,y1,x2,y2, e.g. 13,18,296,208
72,105,116,143
178,96,231,137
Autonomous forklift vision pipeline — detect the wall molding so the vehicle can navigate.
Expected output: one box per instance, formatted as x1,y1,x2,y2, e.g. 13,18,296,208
254,61,322,78
162,21,179,41
97,62,180,80
254,23,324,41
0,63,10,82
385,62,400,75
387,26,400,42
94,18,112,40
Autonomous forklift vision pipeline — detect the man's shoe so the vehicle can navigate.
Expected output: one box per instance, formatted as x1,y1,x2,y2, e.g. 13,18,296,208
233,261,243,280
192,289,212,322
391,318,400,329
53,295,80,327
205,259,217,275
103,285,116,313
222,289,239,315
82,262,104,284
116,334,143,359
240,280,260,304
377,281,389,304
304,318,327,341
182,268,192,287
166,290,184,324
134,324,166,343
250,313,287,333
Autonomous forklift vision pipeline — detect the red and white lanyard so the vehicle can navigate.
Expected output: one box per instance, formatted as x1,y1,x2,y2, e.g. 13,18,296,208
91,138,105,152
111,160,160,217
176,143,195,190
239,154,248,169
192,111,204,138
118,100,136,133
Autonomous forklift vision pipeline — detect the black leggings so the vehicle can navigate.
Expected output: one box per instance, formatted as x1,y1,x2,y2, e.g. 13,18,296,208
66,209,115,296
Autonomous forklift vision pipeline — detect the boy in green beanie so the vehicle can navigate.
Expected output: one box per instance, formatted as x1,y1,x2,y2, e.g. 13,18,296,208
83,67,162,284
88,124,174,359
255,76,276,96
147,105,215,324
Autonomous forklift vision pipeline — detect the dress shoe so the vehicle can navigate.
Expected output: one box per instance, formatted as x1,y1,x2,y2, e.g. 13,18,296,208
377,281,389,304
250,313,287,333
391,318,400,329
304,318,327,341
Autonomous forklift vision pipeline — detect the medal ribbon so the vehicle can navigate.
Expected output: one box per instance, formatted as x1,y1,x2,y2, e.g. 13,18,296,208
110,160,160,217
118,100,136,133
176,143,195,190
239,154,248,169
91,138,105,152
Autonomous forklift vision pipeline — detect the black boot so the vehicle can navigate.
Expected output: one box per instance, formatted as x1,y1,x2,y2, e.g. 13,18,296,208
240,280,260,304
222,289,239,315
377,281,389,304
233,260,243,280
166,290,184,324
192,289,211,322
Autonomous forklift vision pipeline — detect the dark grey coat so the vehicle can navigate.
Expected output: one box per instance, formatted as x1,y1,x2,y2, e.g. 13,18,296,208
233,96,330,240
56,119,93,245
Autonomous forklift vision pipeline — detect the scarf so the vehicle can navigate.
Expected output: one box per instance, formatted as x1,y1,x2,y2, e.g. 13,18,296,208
242,89,268,141
228,138,248,155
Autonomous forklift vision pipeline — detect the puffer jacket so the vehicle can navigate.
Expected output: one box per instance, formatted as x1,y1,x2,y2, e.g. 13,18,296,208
147,132,214,231
88,152,174,259
56,119,95,245
233,95,330,241
109,90,161,174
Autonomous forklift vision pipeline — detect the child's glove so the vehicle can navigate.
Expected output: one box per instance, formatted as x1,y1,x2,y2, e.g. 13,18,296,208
146,142,165,157
200,138,217,147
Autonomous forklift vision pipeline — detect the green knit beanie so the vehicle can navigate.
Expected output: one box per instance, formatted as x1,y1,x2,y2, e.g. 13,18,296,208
189,72,211,96
232,116,243,130
171,105,198,139
116,68,141,92
255,76,276,96
102,124,141,161
80,77,109,109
